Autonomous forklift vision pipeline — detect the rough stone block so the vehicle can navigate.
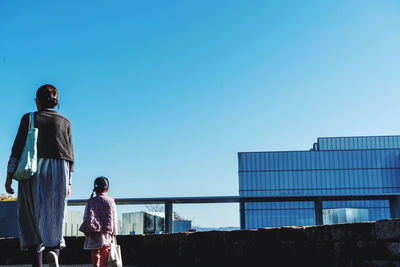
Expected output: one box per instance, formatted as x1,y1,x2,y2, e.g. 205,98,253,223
225,229,257,245
304,224,333,242
376,219,400,240
262,226,308,241
330,222,376,241
186,230,226,246
0,238,29,264
386,242,400,260
333,240,388,260
334,260,400,267
118,235,144,264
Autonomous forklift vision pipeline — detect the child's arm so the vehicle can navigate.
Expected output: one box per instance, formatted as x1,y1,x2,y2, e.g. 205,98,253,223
113,201,118,235
79,203,89,234
82,204,88,221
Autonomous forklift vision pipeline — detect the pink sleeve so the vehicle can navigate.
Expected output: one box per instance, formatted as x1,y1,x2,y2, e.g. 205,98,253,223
113,201,118,235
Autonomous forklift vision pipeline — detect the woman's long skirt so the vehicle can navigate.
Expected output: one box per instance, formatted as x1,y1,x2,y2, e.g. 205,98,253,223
17,158,70,252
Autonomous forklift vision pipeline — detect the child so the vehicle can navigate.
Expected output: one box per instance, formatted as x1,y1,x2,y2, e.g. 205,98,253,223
79,176,118,267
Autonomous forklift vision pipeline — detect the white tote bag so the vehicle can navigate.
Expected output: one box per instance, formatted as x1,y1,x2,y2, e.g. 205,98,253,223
108,236,123,267
13,112,38,181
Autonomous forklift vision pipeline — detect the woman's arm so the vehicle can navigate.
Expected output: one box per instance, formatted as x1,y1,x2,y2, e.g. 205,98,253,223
68,122,74,172
5,172,14,194
4,114,29,194
10,114,29,160
67,123,73,197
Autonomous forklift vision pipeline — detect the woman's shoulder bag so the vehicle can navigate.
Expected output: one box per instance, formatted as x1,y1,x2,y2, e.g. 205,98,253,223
13,112,38,181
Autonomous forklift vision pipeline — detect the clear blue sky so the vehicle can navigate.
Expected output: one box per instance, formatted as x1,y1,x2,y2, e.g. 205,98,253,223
1,0,400,227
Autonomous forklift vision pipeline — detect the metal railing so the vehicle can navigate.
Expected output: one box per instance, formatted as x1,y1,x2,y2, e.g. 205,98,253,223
68,193,400,233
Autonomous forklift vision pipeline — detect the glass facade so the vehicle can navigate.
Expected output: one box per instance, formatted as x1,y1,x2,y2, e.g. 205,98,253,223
239,136,400,229
317,136,400,150
173,220,192,233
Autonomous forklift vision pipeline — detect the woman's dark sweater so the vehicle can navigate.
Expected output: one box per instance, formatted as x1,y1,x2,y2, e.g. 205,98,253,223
10,108,74,171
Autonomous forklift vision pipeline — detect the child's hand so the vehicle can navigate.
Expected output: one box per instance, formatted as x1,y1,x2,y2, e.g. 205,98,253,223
67,185,71,198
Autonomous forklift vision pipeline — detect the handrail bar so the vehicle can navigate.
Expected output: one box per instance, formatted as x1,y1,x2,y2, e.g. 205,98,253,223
67,193,400,206
67,193,400,232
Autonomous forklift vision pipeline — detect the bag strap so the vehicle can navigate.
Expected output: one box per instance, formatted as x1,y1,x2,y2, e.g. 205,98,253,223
29,112,35,130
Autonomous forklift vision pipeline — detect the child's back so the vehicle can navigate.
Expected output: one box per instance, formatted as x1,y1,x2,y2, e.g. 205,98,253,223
79,193,115,234
79,176,118,267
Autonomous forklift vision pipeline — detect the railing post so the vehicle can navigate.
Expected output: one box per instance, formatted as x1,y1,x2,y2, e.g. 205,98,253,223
314,197,323,226
164,200,173,233
390,196,400,219
240,200,246,230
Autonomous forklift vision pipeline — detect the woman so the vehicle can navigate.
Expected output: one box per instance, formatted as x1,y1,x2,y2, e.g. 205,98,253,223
4,84,74,267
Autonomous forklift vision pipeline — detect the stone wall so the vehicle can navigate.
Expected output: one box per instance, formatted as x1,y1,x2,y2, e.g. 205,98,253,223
0,201,18,238
2,219,400,266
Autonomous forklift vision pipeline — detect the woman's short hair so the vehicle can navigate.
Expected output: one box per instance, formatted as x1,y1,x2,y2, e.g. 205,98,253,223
36,84,59,109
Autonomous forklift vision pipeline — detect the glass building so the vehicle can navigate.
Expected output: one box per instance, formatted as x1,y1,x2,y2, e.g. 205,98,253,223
238,136,400,229
173,220,192,233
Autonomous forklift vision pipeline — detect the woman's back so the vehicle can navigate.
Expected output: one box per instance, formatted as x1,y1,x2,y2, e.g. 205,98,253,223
5,84,74,267
11,108,74,171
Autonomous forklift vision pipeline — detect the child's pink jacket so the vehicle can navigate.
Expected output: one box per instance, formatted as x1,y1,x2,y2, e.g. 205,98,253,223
79,193,116,234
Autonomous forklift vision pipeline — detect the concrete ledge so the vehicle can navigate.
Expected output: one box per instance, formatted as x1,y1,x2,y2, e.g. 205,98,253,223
2,219,400,266
7,266,138,267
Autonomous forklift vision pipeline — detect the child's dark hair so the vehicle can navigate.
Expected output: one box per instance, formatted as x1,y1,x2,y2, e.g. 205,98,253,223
90,176,110,199
36,84,60,109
